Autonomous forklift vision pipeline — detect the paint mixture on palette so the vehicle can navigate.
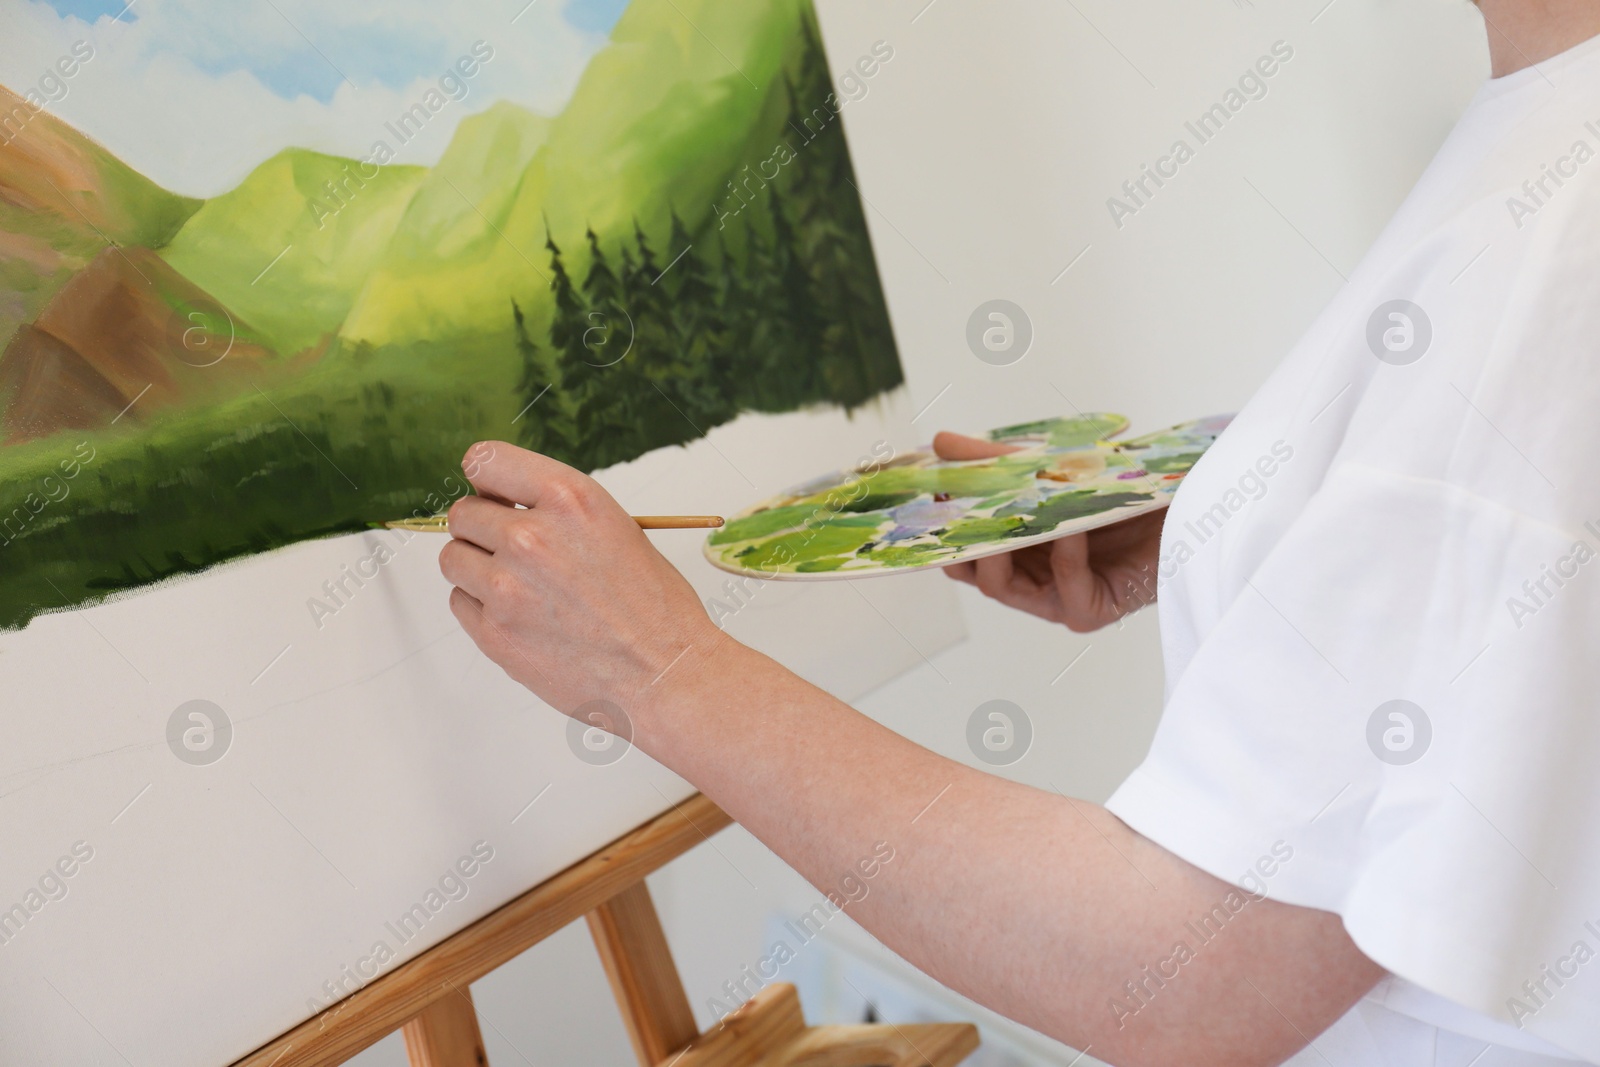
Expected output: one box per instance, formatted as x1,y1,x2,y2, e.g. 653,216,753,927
704,413,1233,579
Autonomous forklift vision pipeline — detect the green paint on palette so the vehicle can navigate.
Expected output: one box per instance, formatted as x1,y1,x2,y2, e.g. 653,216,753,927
1144,451,1206,474
941,515,1027,546
704,413,1234,581
987,413,1128,448
864,544,948,567
732,518,883,570
709,504,822,546
838,491,919,513
1009,489,1154,538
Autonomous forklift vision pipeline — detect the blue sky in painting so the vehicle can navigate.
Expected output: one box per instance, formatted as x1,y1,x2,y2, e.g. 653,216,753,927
14,0,612,191
41,0,627,102
563,0,631,34
41,0,131,20
187,27,449,104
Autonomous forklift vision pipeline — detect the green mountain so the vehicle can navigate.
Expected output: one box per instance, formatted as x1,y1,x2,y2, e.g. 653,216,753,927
159,148,428,355
374,102,550,262
342,102,550,344
342,0,810,346
143,0,814,351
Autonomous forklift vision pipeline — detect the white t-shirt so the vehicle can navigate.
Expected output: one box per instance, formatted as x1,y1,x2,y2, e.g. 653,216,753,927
1104,32,1600,1066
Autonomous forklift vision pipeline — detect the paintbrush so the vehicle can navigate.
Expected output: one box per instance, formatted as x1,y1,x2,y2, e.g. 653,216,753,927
377,514,724,533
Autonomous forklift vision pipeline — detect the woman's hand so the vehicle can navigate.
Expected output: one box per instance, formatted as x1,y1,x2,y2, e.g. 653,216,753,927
934,431,1164,632
437,442,725,719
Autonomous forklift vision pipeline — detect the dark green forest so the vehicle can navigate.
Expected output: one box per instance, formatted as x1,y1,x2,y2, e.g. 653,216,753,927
510,21,902,473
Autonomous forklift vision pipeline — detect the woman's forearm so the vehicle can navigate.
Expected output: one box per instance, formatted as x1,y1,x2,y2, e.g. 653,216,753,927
635,634,1382,1067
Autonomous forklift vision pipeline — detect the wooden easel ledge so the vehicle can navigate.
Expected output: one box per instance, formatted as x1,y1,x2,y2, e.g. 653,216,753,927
231,793,979,1067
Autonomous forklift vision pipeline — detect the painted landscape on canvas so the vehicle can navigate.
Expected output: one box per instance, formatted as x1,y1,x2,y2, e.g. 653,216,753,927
0,0,902,631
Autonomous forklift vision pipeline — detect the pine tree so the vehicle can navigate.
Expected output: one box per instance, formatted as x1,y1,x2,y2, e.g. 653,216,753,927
622,218,694,449
714,226,757,409
576,227,647,468
512,299,567,455
582,226,624,315
628,218,674,372
733,202,795,412
542,227,595,467
766,184,828,402
667,210,733,424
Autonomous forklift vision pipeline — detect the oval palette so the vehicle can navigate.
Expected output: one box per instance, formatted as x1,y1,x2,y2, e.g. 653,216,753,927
703,413,1233,580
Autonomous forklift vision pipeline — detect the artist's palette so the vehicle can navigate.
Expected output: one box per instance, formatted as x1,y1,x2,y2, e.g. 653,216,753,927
704,413,1233,580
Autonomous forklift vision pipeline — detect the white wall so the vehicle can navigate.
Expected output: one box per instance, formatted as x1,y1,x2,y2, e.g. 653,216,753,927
352,2,1490,1063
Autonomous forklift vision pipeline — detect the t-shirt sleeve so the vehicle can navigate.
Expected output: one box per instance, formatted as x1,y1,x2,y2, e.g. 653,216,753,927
1107,463,1600,1057
1106,174,1600,1061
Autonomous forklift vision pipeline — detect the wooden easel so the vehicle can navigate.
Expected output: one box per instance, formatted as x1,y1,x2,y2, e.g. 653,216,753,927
232,794,980,1067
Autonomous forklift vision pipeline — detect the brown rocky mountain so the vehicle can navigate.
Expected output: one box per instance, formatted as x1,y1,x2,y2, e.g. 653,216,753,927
0,84,274,443
0,85,201,347
0,84,199,249
0,246,275,442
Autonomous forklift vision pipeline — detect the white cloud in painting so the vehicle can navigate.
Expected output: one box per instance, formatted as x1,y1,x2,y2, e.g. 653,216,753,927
0,0,613,196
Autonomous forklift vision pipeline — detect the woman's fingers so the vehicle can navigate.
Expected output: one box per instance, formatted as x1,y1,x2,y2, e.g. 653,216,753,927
1009,543,1059,588
971,551,1062,621
944,560,977,585
447,585,490,648
972,551,1016,599
946,531,1133,630
1048,533,1096,628
1048,533,1120,632
949,545,1073,623
932,432,1119,626
932,431,1024,462
460,440,589,509
433,440,721,716
1047,531,1091,592
446,494,515,553
439,537,498,603
448,583,484,619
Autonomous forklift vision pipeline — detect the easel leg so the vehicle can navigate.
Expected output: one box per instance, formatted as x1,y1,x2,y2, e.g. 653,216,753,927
584,879,978,1067
401,985,488,1067
586,880,700,1066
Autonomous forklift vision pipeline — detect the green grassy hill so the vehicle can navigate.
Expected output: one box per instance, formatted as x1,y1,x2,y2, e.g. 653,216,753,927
159,148,428,355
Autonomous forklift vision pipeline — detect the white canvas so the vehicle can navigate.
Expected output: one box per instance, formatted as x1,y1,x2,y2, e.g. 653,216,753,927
0,399,963,1066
